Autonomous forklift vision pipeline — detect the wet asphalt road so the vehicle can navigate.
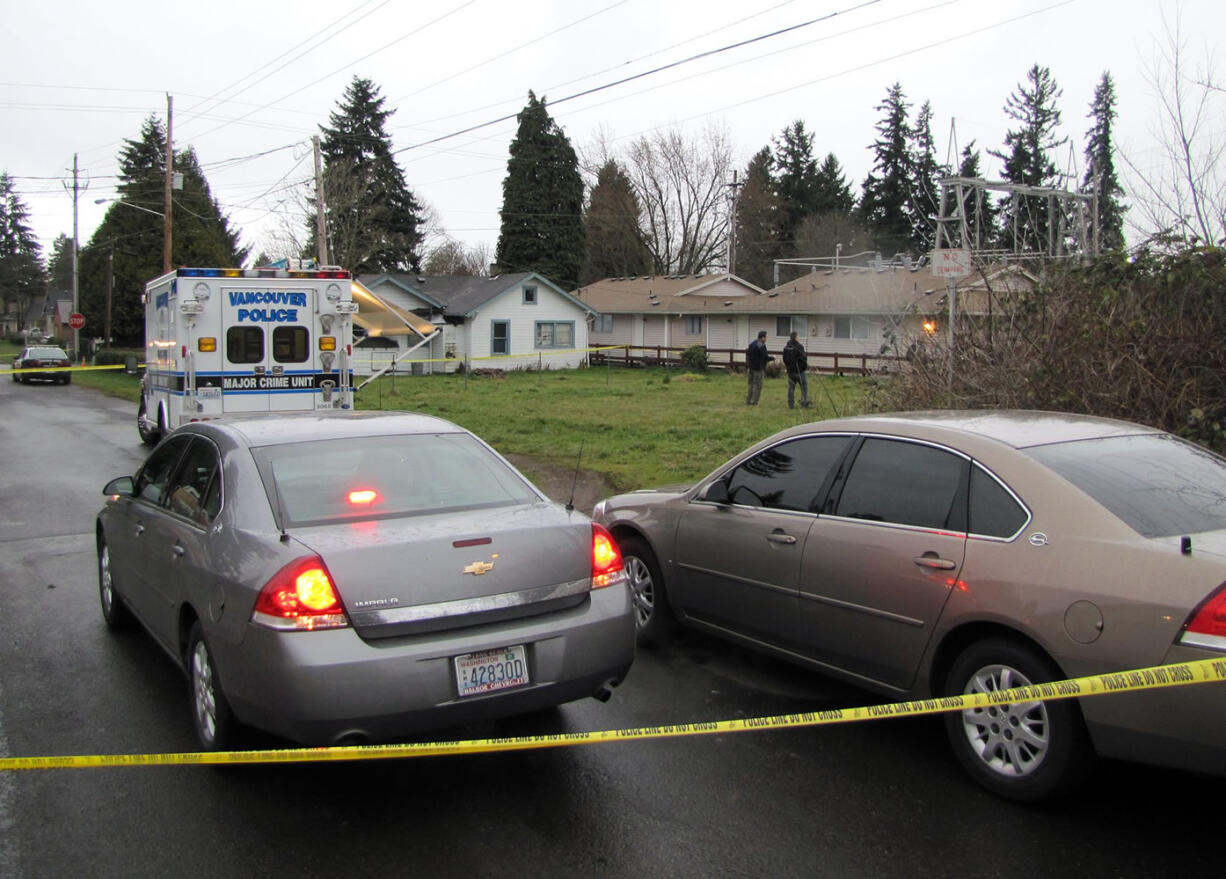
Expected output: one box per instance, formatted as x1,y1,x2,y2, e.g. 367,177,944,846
0,377,1220,878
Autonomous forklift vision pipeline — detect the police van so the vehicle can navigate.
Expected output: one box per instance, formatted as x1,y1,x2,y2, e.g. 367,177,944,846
138,266,357,444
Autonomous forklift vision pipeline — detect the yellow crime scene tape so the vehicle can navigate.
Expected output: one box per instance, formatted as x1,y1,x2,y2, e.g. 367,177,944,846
3,657,1224,772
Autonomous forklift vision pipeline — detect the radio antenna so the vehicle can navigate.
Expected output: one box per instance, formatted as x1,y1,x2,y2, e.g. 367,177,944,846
565,441,585,512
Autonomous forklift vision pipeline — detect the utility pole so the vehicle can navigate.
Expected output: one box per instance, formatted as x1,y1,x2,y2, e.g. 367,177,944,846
66,154,82,359
104,248,113,350
725,170,741,277
313,135,328,265
163,94,173,274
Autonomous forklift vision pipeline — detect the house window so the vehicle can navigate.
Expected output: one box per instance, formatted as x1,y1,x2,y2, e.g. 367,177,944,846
522,285,538,305
775,316,793,337
535,321,574,349
686,316,703,335
594,314,613,334
834,317,869,340
491,320,510,355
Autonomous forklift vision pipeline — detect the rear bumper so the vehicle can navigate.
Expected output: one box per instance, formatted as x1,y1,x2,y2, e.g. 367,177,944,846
1080,644,1226,776
217,584,635,745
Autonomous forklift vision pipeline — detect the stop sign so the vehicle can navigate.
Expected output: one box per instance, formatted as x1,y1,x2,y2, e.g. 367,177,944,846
68,312,86,330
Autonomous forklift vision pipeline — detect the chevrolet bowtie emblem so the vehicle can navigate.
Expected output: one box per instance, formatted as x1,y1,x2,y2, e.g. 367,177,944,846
464,560,494,576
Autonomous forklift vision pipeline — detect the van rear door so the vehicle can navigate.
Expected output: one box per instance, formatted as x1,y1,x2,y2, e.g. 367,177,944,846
219,283,317,414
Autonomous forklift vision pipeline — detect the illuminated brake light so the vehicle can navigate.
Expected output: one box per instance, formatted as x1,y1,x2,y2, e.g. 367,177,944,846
252,556,349,631
591,523,626,589
1180,583,1226,650
347,488,380,506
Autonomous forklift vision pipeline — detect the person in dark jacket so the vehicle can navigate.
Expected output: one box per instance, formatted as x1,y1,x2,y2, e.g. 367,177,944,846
782,330,810,409
745,330,772,405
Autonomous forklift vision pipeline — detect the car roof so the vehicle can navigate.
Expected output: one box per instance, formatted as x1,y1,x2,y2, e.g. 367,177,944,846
187,411,468,447
794,409,1162,450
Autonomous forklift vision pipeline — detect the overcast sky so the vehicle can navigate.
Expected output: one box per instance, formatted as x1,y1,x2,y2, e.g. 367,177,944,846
4,0,1221,266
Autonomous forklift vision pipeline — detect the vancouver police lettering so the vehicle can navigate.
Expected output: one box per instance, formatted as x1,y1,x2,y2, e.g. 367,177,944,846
228,290,307,323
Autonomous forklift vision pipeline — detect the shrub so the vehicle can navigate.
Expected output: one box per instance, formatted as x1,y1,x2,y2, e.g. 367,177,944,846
680,344,709,373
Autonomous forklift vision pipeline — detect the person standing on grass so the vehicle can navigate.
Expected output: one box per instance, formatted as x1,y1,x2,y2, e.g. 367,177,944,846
782,330,810,409
745,330,772,405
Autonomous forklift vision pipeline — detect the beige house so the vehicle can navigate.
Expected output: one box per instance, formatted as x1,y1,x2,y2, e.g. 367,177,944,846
573,263,1033,370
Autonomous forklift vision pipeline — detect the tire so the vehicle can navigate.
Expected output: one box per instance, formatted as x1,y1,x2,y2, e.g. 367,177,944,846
187,621,236,751
619,536,674,647
942,638,1093,802
137,398,161,446
97,536,132,629
61,375,71,385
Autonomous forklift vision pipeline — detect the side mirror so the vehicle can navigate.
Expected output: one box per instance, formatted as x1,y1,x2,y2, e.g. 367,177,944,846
700,479,730,504
103,476,135,498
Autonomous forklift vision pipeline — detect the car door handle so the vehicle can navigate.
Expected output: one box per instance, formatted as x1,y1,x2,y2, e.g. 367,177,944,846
134,523,145,537
765,531,797,545
171,544,186,558
913,554,956,570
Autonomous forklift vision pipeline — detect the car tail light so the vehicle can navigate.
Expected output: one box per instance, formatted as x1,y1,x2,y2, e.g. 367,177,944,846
1179,582,1226,651
347,488,381,506
591,523,626,589
252,556,349,631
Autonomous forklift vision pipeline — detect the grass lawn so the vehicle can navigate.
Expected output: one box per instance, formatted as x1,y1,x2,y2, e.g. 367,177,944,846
45,360,871,492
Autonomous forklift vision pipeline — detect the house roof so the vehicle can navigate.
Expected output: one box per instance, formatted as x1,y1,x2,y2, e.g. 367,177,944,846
360,272,595,318
573,265,1032,317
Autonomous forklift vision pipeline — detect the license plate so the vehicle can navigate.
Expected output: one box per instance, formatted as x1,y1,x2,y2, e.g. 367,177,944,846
454,645,529,697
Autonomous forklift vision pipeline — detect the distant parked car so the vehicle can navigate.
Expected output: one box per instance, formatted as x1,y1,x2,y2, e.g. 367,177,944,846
594,410,1226,801
97,411,635,749
13,345,71,384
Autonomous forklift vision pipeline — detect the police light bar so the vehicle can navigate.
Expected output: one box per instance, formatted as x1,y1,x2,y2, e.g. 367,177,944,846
177,267,351,280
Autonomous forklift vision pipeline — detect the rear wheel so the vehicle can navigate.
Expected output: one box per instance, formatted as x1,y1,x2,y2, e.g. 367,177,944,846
943,638,1093,802
60,375,71,385
138,398,161,446
187,622,236,751
619,536,674,647
97,536,132,629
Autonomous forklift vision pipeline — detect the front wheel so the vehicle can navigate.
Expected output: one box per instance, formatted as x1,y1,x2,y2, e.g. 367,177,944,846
943,638,1093,802
137,398,161,446
187,622,236,751
618,536,674,647
97,536,132,629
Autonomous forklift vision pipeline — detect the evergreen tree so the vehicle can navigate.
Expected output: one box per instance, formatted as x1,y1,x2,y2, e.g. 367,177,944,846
772,120,821,251
495,92,586,290
581,159,650,284
991,64,1067,252
813,153,855,216
733,147,782,288
311,76,424,273
46,234,74,293
0,172,46,334
79,116,247,345
1084,71,1126,251
859,83,914,256
908,101,942,254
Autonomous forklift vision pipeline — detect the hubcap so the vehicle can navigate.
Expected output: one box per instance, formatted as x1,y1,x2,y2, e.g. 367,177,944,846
624,556,655,628
959,664,1049,777
99,546,114,614
192,641,218,744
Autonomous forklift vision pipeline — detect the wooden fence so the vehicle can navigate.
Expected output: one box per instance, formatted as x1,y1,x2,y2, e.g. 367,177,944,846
589,345,902,375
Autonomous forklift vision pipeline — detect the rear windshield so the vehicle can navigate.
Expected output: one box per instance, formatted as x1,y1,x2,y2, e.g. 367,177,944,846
253,433,539,527
1024,434,1226,538
28,347,68,359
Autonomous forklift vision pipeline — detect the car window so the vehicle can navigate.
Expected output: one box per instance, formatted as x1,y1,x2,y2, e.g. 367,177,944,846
166,438,221,526
725,435,852,512
1024,433,1226,538
969,463,1028,539
134,436,192,506
253,432,540,527
834,437,968,529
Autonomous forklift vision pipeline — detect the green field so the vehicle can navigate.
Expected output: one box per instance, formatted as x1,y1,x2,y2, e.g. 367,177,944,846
24,357,869,491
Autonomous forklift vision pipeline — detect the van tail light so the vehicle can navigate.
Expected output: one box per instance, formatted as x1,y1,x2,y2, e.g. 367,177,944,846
591,524,626,589
1179,582,1226,651
252,556,350,631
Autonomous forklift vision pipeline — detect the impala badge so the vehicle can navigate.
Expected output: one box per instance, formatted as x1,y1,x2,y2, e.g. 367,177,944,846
464,560,494,576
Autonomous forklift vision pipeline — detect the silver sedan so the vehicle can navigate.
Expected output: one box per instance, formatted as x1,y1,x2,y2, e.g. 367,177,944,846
97,411,634,748
594,410,1226,801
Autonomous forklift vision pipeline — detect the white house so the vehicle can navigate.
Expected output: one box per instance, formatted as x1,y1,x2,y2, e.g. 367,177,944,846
354,272,596,375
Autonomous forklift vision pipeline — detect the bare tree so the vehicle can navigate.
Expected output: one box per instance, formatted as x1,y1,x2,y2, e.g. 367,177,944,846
623,122,733,274
1121,10,1225,247
423,238,492,276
